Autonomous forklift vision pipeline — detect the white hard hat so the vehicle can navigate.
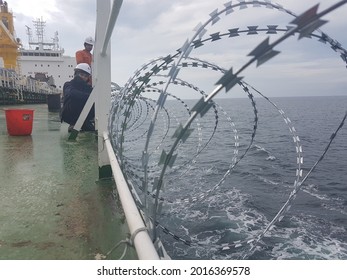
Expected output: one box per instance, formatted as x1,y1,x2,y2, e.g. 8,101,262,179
75,63,91,75
84,36,94,45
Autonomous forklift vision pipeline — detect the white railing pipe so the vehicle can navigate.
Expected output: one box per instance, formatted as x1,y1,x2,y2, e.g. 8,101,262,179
103,131,160,260
100,0,123,56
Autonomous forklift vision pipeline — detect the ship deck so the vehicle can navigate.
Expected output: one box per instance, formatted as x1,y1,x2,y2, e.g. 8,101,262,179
0,103,136,260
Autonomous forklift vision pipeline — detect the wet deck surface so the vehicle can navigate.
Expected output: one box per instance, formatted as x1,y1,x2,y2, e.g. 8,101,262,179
0,104,136,260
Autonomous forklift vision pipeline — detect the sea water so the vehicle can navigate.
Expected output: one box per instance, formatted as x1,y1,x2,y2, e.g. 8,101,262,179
111,95,347,260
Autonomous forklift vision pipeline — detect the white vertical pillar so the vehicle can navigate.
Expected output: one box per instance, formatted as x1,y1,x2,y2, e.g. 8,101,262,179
69,0,123,177
95,0,112,178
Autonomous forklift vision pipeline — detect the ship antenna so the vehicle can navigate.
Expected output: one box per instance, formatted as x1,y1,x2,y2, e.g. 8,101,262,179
32,17,46,50
25,25,33,47
52,31,60,51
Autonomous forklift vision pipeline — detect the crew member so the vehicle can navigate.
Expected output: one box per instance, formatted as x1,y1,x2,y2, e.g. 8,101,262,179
60,63,95,132
75,36,94,66
76,36,94,85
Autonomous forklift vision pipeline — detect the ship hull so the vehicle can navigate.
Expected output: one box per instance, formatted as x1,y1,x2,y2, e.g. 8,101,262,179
0,87,47,105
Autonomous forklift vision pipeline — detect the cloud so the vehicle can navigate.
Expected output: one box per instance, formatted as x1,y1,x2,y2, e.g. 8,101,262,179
7,0,347,98
111,0,347,97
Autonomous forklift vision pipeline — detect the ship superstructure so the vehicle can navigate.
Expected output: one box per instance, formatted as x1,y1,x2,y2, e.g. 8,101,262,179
18,18,76,90
0,1,76,104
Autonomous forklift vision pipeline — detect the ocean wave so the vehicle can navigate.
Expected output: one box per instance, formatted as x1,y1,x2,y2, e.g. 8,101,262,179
267,215,347,259
266,156,277,161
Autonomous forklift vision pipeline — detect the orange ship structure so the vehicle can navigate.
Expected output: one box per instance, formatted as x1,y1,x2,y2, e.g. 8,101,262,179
0,0,20,70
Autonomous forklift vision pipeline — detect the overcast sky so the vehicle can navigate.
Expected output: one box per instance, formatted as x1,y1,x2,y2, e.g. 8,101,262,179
8,0,347,98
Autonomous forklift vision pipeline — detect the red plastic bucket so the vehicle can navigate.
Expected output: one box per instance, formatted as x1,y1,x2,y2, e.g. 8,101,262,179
5,109,34,136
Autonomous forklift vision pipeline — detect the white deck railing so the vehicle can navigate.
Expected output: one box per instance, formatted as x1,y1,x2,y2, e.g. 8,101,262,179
97,0,160,260
103,132,160,260
68,0,161,260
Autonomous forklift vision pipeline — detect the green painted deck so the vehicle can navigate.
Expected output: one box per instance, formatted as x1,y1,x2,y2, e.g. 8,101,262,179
0,103,136,260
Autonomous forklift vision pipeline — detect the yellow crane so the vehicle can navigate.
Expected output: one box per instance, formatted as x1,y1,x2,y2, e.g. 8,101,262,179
0,1,20,70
